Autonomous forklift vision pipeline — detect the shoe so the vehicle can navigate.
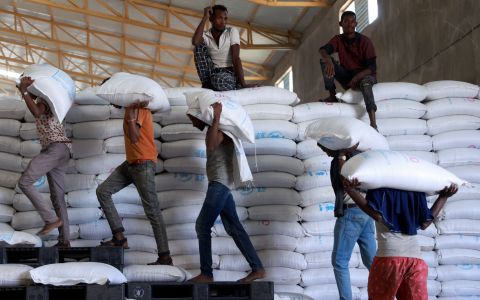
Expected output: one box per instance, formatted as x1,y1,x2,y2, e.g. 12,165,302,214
53,241,71,248
99,237,129,249
237,269,267,283
188,274,214,283
37,219,63,236
148,254,173,266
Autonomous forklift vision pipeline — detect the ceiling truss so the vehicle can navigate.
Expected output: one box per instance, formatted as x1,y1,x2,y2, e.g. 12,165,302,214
0,0,315,92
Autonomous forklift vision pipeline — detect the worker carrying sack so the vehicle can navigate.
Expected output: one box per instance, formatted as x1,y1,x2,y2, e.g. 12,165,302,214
95,72,170,112
185,90,254,184
17,64,75,122
341,150,468,194
306,117,390,151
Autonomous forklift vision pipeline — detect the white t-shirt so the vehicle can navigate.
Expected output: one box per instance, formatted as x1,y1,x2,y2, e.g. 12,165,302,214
203,27,240,68
375,222,422,259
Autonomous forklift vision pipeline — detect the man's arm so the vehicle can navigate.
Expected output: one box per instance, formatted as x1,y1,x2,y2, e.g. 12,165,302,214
126,101,148,144
319,41,336,78
231,44,249,88
192,7,211,46
343,178,383,222
17,77,46,118
206,102,225,151
421,184,458,230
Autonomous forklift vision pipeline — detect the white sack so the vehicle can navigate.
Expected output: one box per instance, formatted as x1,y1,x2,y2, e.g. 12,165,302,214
296,139,326,160
0,264,33,286
0,231,42,247
303,155,332,173
0,136,21,154
306,117,389,151
163,157,206,175
0,119,21,137
156,106,189,126
397,151,438,164
424,80,480,100
292,102,364,123
0,170,21,188
302,220,336,236
164,87,207,106
377,118,427,136
186,90,255,143
425,98,480,119
341,150,467,194
387,135,432,151
0,187,15,205
161,139,206,159
65,104,110,123
232,187,301,207
244,104,293,120
73,120,124,140
433,130,480,151
248,205,301,222
301,203,335,222
247,155,304,175
436,219,480,235
30,262,127,285
72,139,105,159
123,265,187,282
253,120,298,140
155,173,208,192
241,220,304,238
299,186,336,207
435,235,480,250
74,87,109,105
75,154,125,175
440,280,480,297
427,115,480,135
447,165,480,184
19,140,41,157
20,64,75,122
19,123,38,140
104,136,125,154
438,148,480,167
373,99,427,119
252,172,296,188
438,249,480,265
95,72,169,111
157,190,205,209
0,98,26,120
221,86,299,106
437,265,480,281
441,200,480,220
295,171,331,191
245,138,297,157
160,124,205,142
338,82,427,103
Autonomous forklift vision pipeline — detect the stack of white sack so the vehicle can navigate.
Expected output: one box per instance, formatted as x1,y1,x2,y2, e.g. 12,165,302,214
0,95,41,247
339,82,435,164
291,102,367,300
420,80,480,299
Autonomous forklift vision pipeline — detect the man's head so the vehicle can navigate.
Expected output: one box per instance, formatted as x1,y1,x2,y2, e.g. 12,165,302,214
187,114,207,131
339,11,357,35
209,5,228,32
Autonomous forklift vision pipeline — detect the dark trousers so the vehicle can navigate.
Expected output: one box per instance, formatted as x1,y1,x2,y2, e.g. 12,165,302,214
195,181,263,277
96,160,170,255
194,42,239,91
320,58,377,112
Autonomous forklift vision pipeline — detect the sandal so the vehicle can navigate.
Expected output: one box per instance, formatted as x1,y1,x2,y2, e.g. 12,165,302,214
99,236,129,249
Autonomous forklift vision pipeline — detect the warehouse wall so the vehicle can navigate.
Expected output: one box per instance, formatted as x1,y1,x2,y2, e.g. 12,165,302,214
271,0,480,102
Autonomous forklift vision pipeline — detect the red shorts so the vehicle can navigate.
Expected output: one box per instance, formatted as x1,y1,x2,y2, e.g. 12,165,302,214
368,256,428,300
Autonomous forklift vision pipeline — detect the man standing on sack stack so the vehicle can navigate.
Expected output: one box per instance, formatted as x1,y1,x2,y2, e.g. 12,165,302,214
96,77,172,266
17,76,72,248
192,5,255,91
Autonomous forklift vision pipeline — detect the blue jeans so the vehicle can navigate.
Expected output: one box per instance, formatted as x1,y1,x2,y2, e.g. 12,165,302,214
332,207,376,300
196,181,263,277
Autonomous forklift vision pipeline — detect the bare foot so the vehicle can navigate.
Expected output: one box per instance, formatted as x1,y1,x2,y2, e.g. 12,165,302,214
148,254,173,266
37,219,63,236
320,95,339,103
237,269,266,283
188,274,214,283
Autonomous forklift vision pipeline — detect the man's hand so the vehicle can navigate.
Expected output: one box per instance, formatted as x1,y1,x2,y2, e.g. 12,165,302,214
438,184,458,198
203,6,212,19
324,59,335,78
212,102,222,120
348,75,361,89
18,77,34,93
342,177,361,192
126,100,148,120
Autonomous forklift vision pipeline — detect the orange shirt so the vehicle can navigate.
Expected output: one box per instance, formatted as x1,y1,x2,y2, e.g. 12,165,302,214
124,108,157,164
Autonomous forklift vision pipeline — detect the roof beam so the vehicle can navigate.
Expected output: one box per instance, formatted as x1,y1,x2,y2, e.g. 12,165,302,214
248,0,332,7
24,0,301,49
